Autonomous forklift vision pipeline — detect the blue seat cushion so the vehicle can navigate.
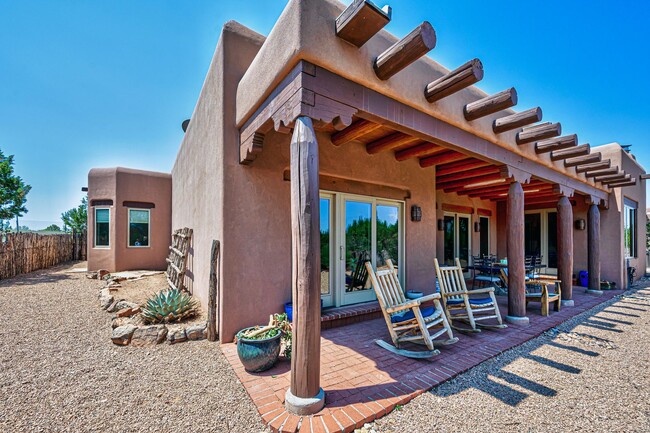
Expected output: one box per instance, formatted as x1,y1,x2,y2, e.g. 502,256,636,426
446,297,493,306
390,306,436,323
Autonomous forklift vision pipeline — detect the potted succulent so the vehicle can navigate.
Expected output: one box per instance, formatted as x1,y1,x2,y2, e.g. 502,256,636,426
236,313,292,372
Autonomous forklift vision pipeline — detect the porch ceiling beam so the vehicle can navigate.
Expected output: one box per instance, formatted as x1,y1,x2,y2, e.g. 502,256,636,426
584,166,619,178
424,58,484,103
366,132,420,154
479,185,554,200
374,22,436,80
516,122,562,145
335,0,391,48
331,119,382,146
598,173,630,184
575,160,611,173
440,172,503,191
436,159,490,177
420,151,469,168
535,134,578,154
460,180,546,196
394,141,444,161
564,152,601,167
493,107,542,134
437,166,502,184
464,88,518,121
550,143,590,161
607,178,636,188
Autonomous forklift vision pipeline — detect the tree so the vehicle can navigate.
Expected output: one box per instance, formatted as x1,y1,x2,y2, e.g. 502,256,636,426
61,196,87,233
0,150,31,231
43,224,62,232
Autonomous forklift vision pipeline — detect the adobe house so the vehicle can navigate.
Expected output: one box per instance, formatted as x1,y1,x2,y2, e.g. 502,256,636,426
87,167,172,272
89,0,645,415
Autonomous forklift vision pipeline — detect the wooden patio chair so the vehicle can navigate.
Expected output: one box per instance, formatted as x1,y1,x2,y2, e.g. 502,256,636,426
365,259,458,358
500,268,561,316
434,258,507,332
346,250,371,291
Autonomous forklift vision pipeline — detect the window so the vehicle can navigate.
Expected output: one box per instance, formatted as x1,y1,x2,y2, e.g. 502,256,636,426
128,209,150,247
94,208,110,247
624,198,637,258
479,216,489,257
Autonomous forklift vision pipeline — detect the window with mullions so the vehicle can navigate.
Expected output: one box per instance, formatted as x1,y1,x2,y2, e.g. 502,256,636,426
624,198,637,258
128,209,150,247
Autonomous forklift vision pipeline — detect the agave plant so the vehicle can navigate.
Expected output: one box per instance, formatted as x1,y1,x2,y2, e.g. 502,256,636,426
142,288,198,324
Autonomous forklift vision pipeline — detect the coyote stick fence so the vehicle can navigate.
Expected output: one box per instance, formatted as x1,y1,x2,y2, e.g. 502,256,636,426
0,233,78,280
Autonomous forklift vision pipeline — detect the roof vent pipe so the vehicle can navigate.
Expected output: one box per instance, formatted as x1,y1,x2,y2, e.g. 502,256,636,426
182,119,190,133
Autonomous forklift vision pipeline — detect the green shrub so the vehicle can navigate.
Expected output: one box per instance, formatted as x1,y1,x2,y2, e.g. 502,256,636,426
142,288,198,324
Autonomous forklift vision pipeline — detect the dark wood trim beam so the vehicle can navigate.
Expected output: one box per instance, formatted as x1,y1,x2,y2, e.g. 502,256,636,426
436,160,490,177
424,59,483,103
464,88,517,121
437,166,501,184
585,166,619,178
598,173,630,184
550,143,589,161
331,119,382,146
639,174,650,180
516,122,561,145
564,152,601,167
575,160,611,173
374,22,436,80
439,172,503,191
420,151,468,168
366,132,420,154
335,0,391,48
493,107,542,134
441,203,474,214
461,180,546,196
394,142,444,161
535,134,578,154
607,178,636,188
477,208,492,217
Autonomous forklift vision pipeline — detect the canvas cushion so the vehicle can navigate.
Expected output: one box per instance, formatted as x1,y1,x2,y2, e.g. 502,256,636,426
390,306,436,323
446,297,493,306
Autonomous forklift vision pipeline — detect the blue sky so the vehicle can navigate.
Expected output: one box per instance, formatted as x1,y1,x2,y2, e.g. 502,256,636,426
1,0,648,229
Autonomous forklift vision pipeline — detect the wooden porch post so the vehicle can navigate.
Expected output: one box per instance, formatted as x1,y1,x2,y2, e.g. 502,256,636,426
587,202,602,294
285,117,325,415
557,196,574,306
506,181,529,324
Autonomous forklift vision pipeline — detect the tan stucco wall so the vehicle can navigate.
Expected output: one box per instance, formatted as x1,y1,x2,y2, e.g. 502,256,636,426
87,167,172,272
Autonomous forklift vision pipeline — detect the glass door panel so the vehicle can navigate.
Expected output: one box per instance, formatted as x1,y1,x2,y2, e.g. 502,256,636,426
376,204,400,268
458,216,470,268
319,197,333,307
479,217,489,257
342,200,375,304
443,215,455,265
524,213,542,257
547,212,558,269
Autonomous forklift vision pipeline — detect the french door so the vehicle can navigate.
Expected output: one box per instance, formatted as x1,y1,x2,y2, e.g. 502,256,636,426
320,192,404,307
443,212,471,271
524,210,558,274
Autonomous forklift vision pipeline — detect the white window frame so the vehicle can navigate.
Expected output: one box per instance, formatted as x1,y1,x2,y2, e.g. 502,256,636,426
127,208,151,249
624,197,638,258
94,207,111,249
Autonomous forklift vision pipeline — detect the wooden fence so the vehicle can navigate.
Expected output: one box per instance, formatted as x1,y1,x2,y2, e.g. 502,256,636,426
0,232,86,280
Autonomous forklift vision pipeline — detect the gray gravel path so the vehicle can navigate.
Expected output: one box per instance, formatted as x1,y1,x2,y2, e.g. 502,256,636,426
0,263,267,433
369,284,650,433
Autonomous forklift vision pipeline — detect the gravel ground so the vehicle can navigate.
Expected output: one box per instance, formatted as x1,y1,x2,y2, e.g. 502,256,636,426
0,262,267,433
369,283,650,433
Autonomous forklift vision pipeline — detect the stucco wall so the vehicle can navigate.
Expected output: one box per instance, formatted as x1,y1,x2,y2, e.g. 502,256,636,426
87,167,172,272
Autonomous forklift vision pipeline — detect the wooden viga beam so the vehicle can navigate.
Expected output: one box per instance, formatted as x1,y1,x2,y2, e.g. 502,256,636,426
420,150,469,168
607,178,637,188
436,160,490,177
575,160,611,173
366,132,420,154
597,173,630,184
602,176,632,186
564,152,601,168
483,188,555,200
464,88,517,121
493,107,542,134
550,143,589,161
330,119,382,146
584,166,619,178
440,172,503,192
335,0,392,48
394,142,444,161
516,122,561,145
424,58,484,103
534,134,578,154
436,165,501,185
374,22,436,80
464,181,548,197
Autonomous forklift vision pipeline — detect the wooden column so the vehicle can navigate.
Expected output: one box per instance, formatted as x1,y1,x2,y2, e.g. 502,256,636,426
587,203,602,293
506,181,528,323
286,117,325,415
557,196,574,305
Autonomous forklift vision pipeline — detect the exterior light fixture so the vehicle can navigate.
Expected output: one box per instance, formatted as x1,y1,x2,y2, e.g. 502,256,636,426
575,219,586,230
411,205,422,222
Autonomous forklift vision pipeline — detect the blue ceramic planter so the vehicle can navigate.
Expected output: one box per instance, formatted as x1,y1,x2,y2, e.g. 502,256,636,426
236,327,282,372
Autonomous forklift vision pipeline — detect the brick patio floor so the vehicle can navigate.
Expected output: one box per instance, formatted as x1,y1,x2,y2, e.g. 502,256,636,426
220,288,620,433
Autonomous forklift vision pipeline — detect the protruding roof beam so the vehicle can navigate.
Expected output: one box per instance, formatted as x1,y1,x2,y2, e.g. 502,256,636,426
424,58,484,103
331,119,382,146
596,173,629,183
535,134,578,154
374,22,436,80
464,88,517,121
516,122,561,145
550,143,590,161
493,107,542,134
564,152,601,168
436,160,490,177
366,132,420,154
335,0,392,48
420,150,468,168
584,166,619,178
607,178,636,188
394,142,444,161
575,160,611,173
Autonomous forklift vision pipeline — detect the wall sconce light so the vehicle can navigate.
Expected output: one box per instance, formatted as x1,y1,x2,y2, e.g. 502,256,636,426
411,205,422,222
474,221,481,232
575,219,586,230
437,219,444,231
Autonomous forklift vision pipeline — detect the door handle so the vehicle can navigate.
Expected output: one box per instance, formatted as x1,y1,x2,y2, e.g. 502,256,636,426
340,245,344,261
